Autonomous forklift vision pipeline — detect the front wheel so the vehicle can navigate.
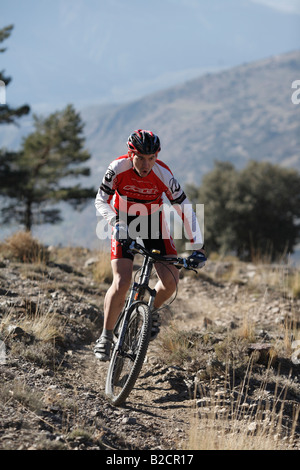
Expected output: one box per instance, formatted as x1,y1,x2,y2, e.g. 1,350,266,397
105,301,151,406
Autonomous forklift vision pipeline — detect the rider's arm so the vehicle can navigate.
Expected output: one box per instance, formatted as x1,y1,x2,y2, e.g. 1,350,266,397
172,195,204,251
95,186,117,226
95,162,118,226
161,169,204,251
95,156,135,227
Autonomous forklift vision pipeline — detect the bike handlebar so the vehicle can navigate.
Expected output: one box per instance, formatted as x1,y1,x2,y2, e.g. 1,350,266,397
127,240,203,271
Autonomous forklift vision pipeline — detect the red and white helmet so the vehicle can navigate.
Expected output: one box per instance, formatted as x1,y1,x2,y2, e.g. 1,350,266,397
127,129,161,155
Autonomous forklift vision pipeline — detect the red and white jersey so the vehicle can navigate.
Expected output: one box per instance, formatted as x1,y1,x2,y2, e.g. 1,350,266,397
95,155,203,248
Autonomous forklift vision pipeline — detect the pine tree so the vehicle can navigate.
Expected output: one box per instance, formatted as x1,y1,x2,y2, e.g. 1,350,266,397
0,105,95,231
0,25,30,124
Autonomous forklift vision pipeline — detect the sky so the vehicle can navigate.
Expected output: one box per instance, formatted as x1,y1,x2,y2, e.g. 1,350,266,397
1,0,300,115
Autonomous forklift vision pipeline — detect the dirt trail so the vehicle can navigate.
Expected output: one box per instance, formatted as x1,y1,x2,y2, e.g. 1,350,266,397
72,344,195,450
61,276,212,450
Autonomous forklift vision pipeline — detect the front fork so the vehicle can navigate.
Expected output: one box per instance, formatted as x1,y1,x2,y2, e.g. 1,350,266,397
125,255,157,310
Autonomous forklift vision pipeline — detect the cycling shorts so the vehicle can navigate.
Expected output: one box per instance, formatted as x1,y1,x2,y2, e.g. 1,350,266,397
110,211,177,261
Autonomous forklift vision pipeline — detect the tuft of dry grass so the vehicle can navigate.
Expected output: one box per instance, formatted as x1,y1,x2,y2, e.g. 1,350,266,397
1,308,65,345
158,326,198,366
2,231,49,263
0,308,65,367
22,311,65,344
0,379,44,414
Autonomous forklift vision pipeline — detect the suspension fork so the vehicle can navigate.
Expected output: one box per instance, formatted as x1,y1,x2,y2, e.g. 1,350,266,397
121,255,151,307
133,255,157,309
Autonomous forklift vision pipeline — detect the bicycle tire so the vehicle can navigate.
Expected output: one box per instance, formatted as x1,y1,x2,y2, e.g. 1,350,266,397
105,301,151,406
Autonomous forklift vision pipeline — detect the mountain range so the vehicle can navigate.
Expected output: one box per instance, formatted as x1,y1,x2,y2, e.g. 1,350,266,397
82,49,300,188
1,49,300,248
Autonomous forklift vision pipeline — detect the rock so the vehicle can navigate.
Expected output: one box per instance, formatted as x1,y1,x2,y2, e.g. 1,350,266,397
122,417,137,425
84,257,99,268
7,325,34,343
248,342,276,365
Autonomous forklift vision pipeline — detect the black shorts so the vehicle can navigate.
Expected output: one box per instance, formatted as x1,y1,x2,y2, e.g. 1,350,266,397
111,211,177,261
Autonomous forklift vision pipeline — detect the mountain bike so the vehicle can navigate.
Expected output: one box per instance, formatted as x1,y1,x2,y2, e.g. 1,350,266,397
105,240,204,406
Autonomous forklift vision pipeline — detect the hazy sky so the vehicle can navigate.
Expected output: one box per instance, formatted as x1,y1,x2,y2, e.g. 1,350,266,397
1,0,300,114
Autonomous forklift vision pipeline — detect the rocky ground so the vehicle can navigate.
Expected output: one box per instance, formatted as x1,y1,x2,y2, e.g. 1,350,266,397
0,247,300,451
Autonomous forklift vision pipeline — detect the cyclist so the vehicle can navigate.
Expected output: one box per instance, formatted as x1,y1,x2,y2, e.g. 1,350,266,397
94,129,206,361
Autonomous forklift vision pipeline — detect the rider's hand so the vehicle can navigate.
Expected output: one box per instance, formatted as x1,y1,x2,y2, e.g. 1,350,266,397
187,250,207,268
113,222,130,245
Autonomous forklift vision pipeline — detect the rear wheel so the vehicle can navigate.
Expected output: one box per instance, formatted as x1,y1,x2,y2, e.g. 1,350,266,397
105,301,151,406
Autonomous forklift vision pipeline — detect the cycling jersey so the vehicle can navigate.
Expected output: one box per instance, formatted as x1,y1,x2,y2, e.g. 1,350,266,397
95,155,203,259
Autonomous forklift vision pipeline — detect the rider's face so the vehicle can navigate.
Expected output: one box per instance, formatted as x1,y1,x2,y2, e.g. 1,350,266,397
131,153,157,177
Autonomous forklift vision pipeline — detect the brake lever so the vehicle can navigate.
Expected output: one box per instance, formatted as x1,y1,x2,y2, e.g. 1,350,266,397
184,258,198,273
190,267,198,274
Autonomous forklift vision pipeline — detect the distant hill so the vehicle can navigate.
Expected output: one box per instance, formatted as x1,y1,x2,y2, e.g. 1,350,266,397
1,50,300,248
82,49,300,187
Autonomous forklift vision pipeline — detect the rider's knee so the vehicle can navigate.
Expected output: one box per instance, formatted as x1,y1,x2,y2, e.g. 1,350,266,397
113,274,131,294
162,272,179,292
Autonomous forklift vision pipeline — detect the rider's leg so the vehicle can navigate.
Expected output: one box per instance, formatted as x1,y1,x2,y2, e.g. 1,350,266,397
153,261,179,309
94,258,133,361
103,258,133,330
147,261,179,341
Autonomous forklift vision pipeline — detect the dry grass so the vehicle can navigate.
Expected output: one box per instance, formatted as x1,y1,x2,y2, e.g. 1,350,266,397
2,231,49,263
92,250,113,284
1,312,63,342
186,414,297,450
158,326,198,366
289,271,300,299
185,361,300,450
159,323,256,372
0,379,44,414
19,311,64,344
209,253,300,300
0,308,65,367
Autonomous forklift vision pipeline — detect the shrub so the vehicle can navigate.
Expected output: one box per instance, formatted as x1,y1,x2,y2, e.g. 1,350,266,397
3,231,49,263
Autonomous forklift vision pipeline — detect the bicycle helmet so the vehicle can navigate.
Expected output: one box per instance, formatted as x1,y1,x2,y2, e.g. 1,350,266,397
127,129,161,155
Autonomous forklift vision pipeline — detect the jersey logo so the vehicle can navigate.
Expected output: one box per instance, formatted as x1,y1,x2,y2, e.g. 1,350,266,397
169,177,181,194
123,185,159,195
104,167,115,183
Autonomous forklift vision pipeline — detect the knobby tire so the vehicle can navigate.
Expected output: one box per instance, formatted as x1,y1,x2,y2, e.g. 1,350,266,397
105,301,151,406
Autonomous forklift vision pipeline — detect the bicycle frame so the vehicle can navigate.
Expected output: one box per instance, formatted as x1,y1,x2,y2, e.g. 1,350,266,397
113,245,158,353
